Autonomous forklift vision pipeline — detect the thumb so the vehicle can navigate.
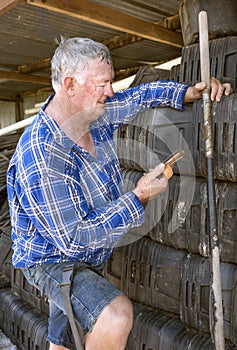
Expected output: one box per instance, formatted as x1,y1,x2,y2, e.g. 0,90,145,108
147,163,165,181
194,82,206,92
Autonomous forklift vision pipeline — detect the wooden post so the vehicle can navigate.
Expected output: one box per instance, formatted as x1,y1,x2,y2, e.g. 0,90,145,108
198,10,225,350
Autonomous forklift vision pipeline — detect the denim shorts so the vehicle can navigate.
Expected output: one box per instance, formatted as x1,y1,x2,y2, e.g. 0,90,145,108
22,262,124,348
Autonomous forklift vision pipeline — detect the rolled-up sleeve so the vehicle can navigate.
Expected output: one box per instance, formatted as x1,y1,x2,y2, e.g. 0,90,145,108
106,80,189,127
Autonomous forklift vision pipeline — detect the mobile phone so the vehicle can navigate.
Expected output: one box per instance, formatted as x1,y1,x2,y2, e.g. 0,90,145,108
164,150,185,167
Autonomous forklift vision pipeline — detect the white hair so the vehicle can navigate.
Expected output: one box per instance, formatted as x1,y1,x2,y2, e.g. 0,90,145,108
51,36,113,93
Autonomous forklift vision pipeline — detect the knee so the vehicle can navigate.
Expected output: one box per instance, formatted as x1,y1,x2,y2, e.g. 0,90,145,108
105,295,133,333
85,295,133,349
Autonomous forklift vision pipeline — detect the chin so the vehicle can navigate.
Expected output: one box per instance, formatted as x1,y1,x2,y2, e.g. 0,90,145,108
96,104,105,114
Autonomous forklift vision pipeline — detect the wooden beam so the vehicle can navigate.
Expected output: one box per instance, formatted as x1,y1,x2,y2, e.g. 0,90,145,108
0,0,21,15
157,14,181,30
0,96,22,102
103,33,143,51
0,70,51,85
18,58,51,74
26,0,183,48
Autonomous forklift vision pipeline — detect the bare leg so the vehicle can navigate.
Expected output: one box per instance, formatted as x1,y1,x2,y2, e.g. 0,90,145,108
84,295,133,350
49,344,70,350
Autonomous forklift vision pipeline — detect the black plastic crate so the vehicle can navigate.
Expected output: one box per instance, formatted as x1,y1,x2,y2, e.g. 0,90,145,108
0,226,12,286
121,237,187,314
179,37,237,91
147,174,197,253
28,313,49,350
169,64,181,82
149,240,187,314
13,302,38,349
0,198,11,230
193,94,237,181
129,66,170,87
120,167,170,242
104,246,124,290
0,288,49,350
149,175,237,264
0,289,33,347
116,105,195,175
117,93,237,182
180,254,237,345
122,238,155,307
11,266,49,316
110,237,237,345
127,302,222,350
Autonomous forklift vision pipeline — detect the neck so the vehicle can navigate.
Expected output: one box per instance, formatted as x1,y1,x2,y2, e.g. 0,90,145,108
45,94,91,143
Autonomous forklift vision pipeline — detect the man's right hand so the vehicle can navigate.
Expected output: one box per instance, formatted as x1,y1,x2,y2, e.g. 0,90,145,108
132,163,171,203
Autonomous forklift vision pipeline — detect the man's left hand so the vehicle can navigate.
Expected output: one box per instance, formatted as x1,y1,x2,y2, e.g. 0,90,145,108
184,77,233,103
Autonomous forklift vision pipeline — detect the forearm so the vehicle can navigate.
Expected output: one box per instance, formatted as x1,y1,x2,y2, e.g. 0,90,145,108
28,190,144,257
72,192,144,249
107,81,189,126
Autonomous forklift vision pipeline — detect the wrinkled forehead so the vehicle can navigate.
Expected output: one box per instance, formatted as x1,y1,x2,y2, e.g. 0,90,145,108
87,56,113,69
81,58,115,79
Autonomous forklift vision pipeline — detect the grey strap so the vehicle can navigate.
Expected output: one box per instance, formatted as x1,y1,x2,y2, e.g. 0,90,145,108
60,263,84,350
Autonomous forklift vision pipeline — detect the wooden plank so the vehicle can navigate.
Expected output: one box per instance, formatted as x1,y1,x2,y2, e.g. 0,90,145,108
0,0,21,15
0,70,51,85
103,33,143,51
26,0,183,48
18,58,51,74
0,96,22,102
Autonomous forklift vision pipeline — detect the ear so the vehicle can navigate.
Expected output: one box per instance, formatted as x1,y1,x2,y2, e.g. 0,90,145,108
63,76,76,96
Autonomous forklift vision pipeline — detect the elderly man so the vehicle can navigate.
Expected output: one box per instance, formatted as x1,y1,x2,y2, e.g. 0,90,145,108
7,37,232,350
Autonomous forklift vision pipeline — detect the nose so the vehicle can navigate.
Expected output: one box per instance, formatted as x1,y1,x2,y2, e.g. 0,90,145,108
105,83,114,97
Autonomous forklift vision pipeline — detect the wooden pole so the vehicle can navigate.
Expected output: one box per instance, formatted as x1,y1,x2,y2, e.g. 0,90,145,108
198,11,225,350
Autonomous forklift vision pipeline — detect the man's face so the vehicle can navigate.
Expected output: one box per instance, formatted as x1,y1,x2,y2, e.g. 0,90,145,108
73,58,115,121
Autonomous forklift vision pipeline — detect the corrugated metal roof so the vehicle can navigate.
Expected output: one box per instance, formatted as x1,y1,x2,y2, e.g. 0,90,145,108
0,0,183,99
89,0,181,20
112,39,181,69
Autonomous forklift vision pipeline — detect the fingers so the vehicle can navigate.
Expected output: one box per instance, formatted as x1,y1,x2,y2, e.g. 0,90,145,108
147,163,165,181
193,78,233,102
185,78,233,104
194,82,206,93
147,162,173,181
133,163,168,202
223,83,233,96
163,164,173,179
195,78,223,102
210,77,223,102
210,77,233,102
148,163,171,196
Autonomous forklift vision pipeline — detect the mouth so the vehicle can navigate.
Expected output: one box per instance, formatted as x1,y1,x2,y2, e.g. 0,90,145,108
97,102,106,110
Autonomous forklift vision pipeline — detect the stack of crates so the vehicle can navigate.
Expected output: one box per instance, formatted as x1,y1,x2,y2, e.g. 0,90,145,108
105,5,237,348
0,132,52,349
0,288,49,350
1,2,237,349
0,226,51,350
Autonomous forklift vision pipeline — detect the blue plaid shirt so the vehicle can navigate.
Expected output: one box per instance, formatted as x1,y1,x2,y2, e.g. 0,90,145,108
7,81,188,268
